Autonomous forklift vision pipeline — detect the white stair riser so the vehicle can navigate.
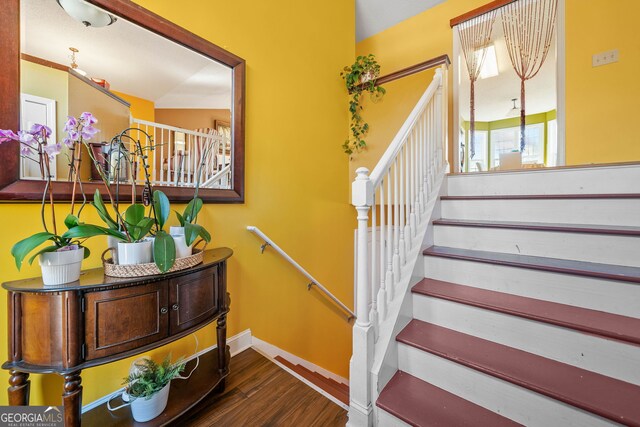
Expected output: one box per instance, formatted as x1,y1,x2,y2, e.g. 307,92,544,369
377,409,411,427
412,295,640,385
433,226,640,267
441,199,640,226
397,343,618,427
447,165,640,196
423,256,640,318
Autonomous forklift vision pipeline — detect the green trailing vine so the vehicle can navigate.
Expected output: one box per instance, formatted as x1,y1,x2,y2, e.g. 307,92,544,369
340,54,386,156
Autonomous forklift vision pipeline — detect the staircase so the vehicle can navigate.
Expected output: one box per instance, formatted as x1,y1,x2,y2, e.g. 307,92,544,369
374,166,640,426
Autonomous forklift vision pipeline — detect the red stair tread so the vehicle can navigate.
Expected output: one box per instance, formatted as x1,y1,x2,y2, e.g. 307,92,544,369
377,371,521,427
412,278,640,345
274,356,349,405
423,246,640,284
397,320,640,426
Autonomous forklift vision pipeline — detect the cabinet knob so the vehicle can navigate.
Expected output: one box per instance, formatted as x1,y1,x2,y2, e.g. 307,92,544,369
172,304,179,311
160,307,168,314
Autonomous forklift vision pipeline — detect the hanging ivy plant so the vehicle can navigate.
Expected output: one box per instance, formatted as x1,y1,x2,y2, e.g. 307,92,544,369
340,54,386,156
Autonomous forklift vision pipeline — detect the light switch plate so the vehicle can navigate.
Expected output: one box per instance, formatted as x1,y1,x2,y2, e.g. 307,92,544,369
592,49,619,67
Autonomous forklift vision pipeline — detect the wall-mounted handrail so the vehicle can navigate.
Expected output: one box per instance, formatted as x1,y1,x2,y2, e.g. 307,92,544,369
247,226,355,322
355,54,450,92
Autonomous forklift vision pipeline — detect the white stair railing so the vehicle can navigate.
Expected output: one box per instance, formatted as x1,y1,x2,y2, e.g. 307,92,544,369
131,118,230,188
247,226,355,321
201,164,231,189
349,66,448,426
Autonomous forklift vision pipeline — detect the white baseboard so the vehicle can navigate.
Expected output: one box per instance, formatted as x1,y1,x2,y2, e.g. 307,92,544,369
82,328,253,413
251,336,349,411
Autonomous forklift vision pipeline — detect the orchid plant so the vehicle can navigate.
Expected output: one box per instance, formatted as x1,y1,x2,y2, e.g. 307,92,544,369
4,113,105,270
174,136,213,247
71,124,180,273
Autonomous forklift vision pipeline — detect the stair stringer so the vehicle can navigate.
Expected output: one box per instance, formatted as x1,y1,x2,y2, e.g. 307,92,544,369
369,169,448,425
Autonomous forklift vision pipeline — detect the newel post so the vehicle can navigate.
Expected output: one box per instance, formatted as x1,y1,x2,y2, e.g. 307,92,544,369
349,167,375,426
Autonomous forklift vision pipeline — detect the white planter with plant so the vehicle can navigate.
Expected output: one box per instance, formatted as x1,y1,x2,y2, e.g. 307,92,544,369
5,114,106,286
117,240,153,265
109,355,186,423
39,245,85,286
171,197,210,259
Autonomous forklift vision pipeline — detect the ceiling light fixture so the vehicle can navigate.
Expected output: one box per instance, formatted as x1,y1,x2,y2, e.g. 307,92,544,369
507,98,519,117
56,0,117,28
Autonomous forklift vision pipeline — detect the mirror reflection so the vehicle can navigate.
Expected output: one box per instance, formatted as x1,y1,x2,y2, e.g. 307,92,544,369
20,0,233,189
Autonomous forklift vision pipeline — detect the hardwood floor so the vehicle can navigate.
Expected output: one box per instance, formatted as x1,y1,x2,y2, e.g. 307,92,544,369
172,348,348,427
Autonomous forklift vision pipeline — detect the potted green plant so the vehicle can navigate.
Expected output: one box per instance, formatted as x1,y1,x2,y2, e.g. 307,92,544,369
121,355,186,422
2,117,106,285
340,53,386,155
170,140,213,257
66,119,178,272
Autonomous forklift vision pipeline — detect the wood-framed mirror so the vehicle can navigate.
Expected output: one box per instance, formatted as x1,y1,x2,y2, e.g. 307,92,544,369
0,0,245,203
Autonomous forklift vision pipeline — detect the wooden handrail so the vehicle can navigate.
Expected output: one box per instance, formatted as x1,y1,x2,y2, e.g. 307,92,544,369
356,54,450,90
450,0,516,27
376,54,450,86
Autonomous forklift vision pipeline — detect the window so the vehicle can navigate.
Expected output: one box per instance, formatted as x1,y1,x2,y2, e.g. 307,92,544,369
467,130,488,172
490,123,545,168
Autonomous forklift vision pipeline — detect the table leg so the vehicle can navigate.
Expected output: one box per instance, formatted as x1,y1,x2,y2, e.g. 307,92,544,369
216,314,228,382
8,370,30,405
62,370,82,427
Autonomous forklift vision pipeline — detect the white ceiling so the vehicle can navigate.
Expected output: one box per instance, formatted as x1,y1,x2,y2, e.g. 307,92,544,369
20,0,232,109
458,14,557,122
356,0,445,42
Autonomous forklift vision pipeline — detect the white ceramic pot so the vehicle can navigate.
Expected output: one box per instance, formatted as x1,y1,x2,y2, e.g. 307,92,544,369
129,382,170,423
172,234,193,259
145,237,156,261
39,246,85,286
117,240,153,265
169,226,185,236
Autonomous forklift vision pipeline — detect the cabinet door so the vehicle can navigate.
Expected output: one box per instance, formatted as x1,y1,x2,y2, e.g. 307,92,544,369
169,267,219,335
85,282,169,360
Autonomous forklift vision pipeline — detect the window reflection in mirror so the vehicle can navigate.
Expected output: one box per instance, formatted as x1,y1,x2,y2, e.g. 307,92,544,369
20,0,233,190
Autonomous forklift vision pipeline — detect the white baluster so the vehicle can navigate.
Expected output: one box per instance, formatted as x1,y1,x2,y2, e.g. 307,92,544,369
385,169,394,303
392,158,400,287
370,191,378,338
403,143,411,257
417,112,424,215
410,127,417,239
350,167,374,426
398,146,406,266
415,127,420,224
378,179,387,320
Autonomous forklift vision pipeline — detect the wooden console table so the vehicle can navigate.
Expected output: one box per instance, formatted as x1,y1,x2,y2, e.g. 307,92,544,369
2,247,233,426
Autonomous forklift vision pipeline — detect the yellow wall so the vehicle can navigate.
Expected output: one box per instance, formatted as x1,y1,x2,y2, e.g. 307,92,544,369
565,0,640,165
0,0,354,406
154,108,231,130
353,0,640,175
112,91,156,122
